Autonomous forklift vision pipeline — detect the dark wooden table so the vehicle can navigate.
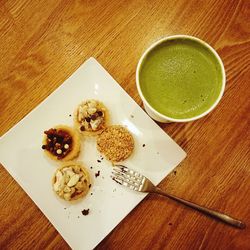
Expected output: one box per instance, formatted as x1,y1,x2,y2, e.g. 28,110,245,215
1,0,249,249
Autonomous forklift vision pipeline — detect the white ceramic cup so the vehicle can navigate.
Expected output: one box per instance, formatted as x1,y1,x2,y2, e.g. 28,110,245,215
136,35,226,123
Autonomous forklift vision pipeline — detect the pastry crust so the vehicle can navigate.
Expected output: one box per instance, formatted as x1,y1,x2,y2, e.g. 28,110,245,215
42,125,80,161
74,99,109,136
97,125,134,162
52,161,91,201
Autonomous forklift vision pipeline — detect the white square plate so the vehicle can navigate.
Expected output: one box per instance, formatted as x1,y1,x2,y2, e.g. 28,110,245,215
0,58,186,249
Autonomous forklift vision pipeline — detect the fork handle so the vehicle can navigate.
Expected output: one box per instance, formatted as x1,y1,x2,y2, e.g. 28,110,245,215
153,187,245,229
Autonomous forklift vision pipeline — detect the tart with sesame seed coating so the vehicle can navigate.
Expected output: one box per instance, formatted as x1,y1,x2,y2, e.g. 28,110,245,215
42,125,80,161
97,125,134,163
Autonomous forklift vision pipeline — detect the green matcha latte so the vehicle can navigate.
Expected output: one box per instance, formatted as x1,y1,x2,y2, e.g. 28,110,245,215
138,37,224,120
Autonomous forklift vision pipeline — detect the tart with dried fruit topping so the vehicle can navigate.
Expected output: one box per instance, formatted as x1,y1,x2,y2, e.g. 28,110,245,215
52,161,91,201
74,99,108,135
42,125,80,161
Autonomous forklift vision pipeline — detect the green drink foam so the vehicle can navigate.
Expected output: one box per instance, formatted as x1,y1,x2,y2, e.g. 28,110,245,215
139,38,223,119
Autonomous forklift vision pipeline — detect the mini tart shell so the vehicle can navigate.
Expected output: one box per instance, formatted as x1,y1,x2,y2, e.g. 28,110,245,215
43,125,80,162
73,100,109,136
52,161,91,201
96,125,134,163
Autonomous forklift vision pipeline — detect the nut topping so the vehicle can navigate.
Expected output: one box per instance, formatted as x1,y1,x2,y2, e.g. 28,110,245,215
64,186,71,193
88,107,97,114
53,163,91,201
67,174,80,187
75,100,107,133
53,171,64,192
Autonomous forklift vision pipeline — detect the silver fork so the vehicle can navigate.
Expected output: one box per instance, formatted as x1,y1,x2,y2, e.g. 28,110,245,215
112,165,246,229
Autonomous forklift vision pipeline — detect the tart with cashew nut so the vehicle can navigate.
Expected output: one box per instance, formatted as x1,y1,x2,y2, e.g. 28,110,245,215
74,99,109,136
42,125,80,161
97,125,134,162
52,161,91,201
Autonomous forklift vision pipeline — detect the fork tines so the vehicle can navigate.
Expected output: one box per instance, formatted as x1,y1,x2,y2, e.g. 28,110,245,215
111,165,145,191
